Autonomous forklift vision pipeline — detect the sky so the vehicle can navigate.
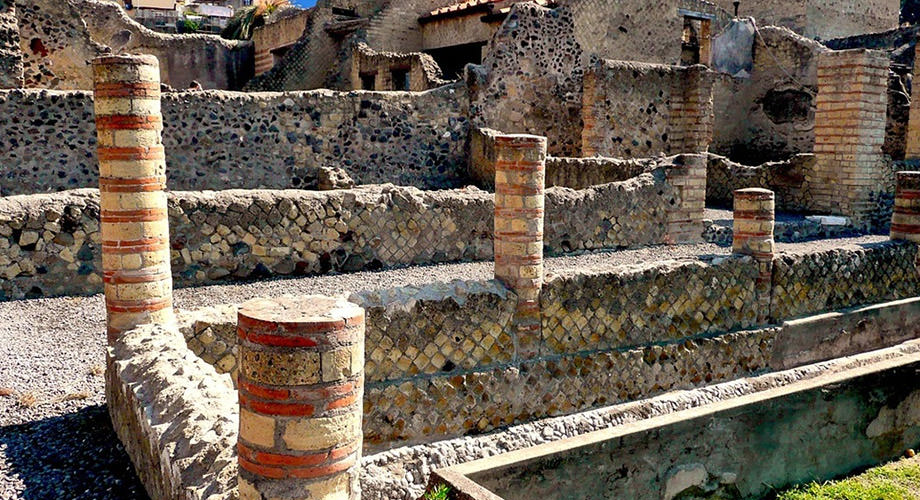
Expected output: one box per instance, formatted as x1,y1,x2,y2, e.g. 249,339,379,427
290,0,316,7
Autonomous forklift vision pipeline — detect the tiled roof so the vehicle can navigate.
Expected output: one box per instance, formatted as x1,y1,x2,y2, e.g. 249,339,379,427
420,0,552,22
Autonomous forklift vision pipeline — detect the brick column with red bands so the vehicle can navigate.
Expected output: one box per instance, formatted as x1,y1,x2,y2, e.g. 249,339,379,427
733,188,775,322
891,171,920,243
93,54,174,343
493,134,546,360
237,296,364,500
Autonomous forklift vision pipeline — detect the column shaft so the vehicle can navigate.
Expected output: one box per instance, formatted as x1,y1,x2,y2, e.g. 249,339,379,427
93,54,174,342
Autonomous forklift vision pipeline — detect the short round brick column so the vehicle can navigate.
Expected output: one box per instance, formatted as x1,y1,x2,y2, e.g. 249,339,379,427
493,134,546,359
237,296,364,500
891,171,920,243
733,188,775,322
93,54,174,342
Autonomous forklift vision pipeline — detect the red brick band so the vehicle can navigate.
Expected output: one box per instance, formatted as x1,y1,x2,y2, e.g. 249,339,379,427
97,146,165,161
102,237,170,254
102,268,171,285
495,185,544,196
99,176,167,192
239,450,357,481
891,224,920,234
732,210,774,220
94,82,160,98
101,208,168,223
238,441,359,469
105,296,172,313
495,160,545,172
96,115,163,130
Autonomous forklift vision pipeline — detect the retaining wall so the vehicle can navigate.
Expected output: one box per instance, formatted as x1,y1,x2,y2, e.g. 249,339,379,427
0,166,695,299
173,240,920,452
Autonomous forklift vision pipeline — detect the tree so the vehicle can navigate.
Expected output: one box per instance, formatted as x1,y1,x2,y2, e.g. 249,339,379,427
221,0,290,40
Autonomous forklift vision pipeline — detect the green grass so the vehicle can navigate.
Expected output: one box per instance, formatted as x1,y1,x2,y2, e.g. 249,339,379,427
424,483,451,500
778,458,920,500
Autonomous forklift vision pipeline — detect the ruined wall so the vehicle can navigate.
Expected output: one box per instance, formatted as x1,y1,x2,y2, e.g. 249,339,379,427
17,0,253,90
0,85,470,195
712,26,826,164
0,165,699,299
710,0,898,40
706,153,812,211
0,0,22,88
562,0,682,66
245,6,341,91
252,8,311,76
581,60,714,158
350,42,447,91
470,3,583,157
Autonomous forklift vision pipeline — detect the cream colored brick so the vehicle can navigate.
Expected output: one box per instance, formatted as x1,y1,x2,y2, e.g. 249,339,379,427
282,411,361,451
240,408,276,448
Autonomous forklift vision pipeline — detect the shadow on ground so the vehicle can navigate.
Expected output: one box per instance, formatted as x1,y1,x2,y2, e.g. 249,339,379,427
0,404,147,499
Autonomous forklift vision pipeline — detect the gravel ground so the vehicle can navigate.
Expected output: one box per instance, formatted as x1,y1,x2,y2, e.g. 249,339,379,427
0,235,889,499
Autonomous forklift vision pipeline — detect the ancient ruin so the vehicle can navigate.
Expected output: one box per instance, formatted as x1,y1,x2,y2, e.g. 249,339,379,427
3,0,920,499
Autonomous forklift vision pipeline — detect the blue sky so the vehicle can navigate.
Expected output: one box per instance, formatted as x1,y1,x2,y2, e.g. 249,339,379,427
290,0,317,7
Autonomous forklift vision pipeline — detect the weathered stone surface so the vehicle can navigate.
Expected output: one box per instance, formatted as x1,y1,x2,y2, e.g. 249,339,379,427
106,324,237,500
0,85,470,195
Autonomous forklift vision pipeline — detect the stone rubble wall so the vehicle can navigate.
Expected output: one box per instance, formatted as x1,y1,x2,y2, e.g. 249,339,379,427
771,241,920,321
16,0,253,90
336,240,920,449
706,153,813,211
0,0,22,89
106,323,238,500
0,168,695,299
469,3,584,157
582,59,714,159
0,84,470,196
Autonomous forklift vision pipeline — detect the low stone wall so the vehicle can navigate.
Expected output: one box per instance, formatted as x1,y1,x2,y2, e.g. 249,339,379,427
0,166,701,299
771,241,920,320
706,153,813,211
0,85,470,195
106,324,237,500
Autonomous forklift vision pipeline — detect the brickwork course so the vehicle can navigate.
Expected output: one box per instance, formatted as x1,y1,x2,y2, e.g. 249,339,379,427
493,134,546,360
890,171,920,243
238,296,364,500
810,49,890,224
907,51,920,160
93,54,174,341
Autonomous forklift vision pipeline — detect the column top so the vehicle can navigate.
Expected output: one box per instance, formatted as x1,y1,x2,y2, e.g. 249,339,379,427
734,188,774,199
494,134,547,146
92,54,160,67
239,295,364,331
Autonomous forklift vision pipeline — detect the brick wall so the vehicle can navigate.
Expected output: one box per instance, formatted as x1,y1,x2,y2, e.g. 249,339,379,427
252,9,311,77
810,49,890,224
582,59,714,159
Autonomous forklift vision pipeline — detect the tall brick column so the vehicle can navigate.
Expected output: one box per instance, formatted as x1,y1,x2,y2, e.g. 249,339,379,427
664,154,707,244
237,296,364,500
891,171,920,243
93,55,174,342
810,49,889,225
733,188,775,322
493,134,546,359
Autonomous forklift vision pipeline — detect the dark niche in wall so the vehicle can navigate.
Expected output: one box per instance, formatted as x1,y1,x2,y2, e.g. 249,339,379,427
761,88,813,124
